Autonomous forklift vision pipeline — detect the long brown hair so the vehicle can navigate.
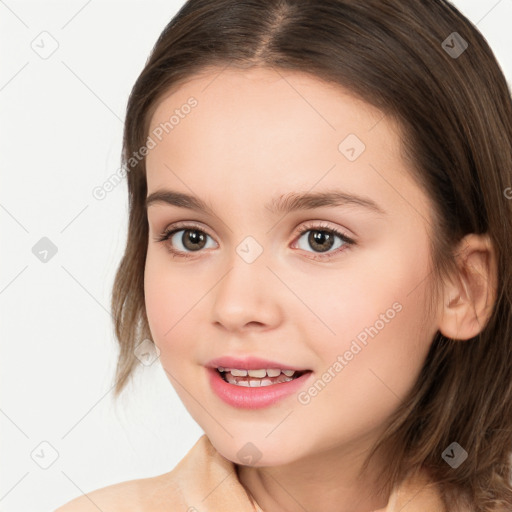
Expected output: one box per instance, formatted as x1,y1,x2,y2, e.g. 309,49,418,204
111,1,512,509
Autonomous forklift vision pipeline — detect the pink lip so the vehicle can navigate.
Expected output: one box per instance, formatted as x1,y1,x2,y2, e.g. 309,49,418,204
207,367,313,409
205,355,309,371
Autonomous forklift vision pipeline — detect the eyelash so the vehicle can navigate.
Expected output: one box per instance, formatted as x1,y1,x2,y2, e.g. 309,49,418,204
153,221,355,261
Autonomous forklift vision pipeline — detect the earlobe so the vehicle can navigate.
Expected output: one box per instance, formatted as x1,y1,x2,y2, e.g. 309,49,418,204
438,233,498,341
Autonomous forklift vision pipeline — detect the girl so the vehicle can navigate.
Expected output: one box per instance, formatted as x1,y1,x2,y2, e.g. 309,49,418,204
56,0,512,510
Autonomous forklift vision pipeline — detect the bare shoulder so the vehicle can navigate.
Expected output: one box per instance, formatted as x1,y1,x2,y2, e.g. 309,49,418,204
54,472,176,512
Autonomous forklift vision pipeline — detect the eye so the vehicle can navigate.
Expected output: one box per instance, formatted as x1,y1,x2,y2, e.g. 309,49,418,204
154,222,217,259
153,221,355,261
292,221,355,261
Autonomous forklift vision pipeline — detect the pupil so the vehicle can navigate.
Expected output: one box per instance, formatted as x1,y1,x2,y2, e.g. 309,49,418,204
309,231,334,252
183,230,206,250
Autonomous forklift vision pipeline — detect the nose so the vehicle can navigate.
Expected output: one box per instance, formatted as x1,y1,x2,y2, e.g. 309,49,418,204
210,250,283,333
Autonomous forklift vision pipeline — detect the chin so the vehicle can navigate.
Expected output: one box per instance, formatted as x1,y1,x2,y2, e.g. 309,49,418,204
210,434,301,468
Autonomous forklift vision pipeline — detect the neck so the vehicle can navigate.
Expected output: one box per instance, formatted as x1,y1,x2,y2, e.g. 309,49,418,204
236,439,392,512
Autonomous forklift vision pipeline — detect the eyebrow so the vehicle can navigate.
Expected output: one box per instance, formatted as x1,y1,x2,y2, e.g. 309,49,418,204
145,188,387,216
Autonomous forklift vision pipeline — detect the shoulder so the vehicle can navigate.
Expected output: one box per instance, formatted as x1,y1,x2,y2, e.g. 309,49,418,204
53,435,227,512
53,472,178,512
53,478,146,512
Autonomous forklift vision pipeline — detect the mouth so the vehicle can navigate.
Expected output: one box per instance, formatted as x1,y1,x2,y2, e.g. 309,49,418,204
216,367,311,387
208,365,314,409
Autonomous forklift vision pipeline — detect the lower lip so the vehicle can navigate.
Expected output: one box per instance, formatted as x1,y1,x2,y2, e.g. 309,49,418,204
207,367,313,409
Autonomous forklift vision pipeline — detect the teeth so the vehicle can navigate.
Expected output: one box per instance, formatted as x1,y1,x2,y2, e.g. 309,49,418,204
217,367,298,378
247,369,266,378
221,371,298,387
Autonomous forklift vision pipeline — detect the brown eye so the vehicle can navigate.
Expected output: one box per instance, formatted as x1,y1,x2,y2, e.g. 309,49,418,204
306,230,337,253
291,221,356,262
180,229,208,251
295,226,351,256
155,225,217,258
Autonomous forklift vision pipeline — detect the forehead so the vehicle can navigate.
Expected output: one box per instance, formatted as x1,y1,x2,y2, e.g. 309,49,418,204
145,66,430,226
147,66,388,157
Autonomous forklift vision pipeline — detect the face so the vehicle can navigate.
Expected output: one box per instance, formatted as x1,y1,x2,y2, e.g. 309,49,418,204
144,66,440,467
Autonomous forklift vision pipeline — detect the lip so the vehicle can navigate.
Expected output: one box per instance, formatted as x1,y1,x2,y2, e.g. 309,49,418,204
205,356,310,371
207,366,313,409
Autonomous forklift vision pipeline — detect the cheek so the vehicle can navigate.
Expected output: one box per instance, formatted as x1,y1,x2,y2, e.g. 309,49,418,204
301,287,432,445
144,251,197,364
313,247,434,405
287,249,418,347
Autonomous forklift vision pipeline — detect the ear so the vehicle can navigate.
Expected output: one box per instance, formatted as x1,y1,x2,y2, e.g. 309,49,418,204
438,233,498,341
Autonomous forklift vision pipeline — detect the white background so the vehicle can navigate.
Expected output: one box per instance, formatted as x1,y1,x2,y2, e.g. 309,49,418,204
1,1,511,510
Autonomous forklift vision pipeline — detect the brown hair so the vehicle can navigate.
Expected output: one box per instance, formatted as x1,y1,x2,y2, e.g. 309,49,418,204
111,0,512,509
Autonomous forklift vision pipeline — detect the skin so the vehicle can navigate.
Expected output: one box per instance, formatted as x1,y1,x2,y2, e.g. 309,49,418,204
140,66,496,512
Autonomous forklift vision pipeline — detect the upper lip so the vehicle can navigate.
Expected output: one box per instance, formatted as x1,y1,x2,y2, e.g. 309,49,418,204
206,356,311,372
